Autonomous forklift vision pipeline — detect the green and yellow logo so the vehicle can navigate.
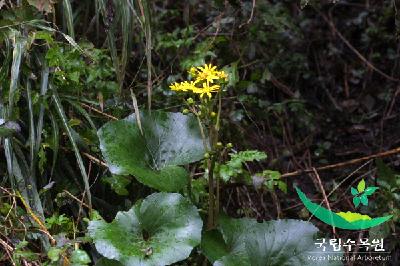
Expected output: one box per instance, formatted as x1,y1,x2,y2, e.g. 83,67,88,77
296,179,392,230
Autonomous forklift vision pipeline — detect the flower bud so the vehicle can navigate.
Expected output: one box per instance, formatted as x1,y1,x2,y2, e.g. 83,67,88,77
216,142,223,148
187,98,194,104
210,111,216,118
204,152,210,159
182,108,190,115
226,143,233,149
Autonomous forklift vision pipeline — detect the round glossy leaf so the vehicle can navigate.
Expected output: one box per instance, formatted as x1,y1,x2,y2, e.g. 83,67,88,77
98,111,205,192
71,249,91,265
88,193,203,266
95,258,123,266
205,216,342,266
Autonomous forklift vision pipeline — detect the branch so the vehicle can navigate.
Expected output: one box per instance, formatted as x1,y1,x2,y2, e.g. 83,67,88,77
282,146,400,177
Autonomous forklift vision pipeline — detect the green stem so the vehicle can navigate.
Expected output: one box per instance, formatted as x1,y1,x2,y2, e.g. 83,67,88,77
207,153,216,229
216,90,222,131
215,172,220,221
206,123,219,229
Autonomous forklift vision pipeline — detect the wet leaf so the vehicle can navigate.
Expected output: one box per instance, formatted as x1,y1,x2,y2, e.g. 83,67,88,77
204,216,342,266
88,193,202,266
98,111,205,191
71,249,91,265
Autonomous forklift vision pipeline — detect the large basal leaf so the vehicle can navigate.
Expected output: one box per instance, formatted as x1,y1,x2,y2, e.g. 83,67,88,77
98,111,205,192
95,258,123,266
88,193,203,266
202,216,342,266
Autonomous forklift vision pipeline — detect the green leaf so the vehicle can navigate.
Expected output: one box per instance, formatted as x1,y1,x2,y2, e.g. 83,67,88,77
353,196,361,208
0,126,16,137
53,91,92,206
88,193,202,266
350,187,358,196
357,179,366,193
47,247,61,262
206,216,341,266
98,111,205,192
102,175,131,196
376,159,397,187
364,186,379,196
71,249,91,265
360,194,369,206
201,230,229,263
217,150,267,182
230,150,267,162
277,181,287,193
95,258,123,266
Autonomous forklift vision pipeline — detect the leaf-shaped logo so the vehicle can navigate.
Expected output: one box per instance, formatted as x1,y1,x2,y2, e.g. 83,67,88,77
351,179,379,208
364,186,379,196
357,179,366,193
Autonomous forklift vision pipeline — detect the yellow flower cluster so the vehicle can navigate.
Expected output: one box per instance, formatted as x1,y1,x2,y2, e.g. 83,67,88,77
169,63,228,99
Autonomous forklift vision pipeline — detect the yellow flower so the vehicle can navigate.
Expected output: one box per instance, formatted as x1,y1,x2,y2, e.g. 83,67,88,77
169,81,196,92
188,63,228,84
193,82,220,99
169,82,182,91
195,64,220,83
189,67,198,76
170,63,227,99
217,70,228,81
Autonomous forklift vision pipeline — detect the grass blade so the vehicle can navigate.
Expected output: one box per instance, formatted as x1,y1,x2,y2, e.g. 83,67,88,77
35,64,50,152
8,31,25,117
4,32,26,188
48,111,59,178
62,0,75,39
137,0,152,110
26,79,36,181
119,0,133,88
65,99,97,130
52,89,92,208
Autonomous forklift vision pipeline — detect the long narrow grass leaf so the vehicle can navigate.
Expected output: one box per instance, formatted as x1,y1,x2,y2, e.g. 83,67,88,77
119,0,133,86
26,79,36,180
35,65,49,152
62,0,75,39
8,31,26,116
0,38,11,82
66,99,97,130
4,32,26,188
52,89,92,208
11,141,49,249
137,0,152,110
48,111,59,178
97,0,123,91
